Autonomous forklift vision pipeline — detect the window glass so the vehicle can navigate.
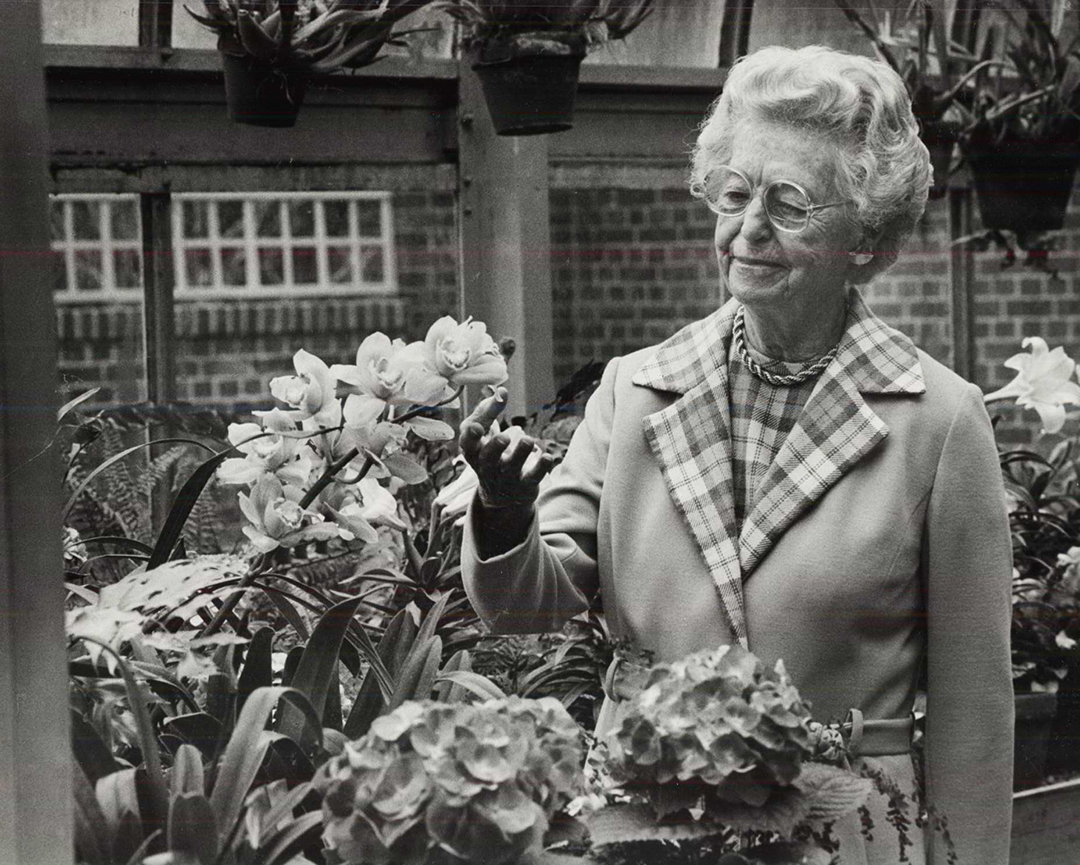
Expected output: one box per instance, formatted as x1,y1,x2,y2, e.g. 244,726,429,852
50,193,146,409
41,0,139,46
172,192,397,297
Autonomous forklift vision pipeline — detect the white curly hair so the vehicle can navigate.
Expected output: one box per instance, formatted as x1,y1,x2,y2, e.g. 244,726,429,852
691,45,931,279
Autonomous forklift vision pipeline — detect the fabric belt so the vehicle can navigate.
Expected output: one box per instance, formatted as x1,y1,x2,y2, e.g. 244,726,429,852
603,656,913,758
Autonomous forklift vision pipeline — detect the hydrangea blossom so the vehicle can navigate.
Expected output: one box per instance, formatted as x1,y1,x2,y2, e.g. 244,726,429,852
316,698,584,865
984,337,1080,434
604,645,815,809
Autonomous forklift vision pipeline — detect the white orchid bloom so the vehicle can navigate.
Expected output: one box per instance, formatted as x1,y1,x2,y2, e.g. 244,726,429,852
399,316,508,404
330,333,419,428
237,474,338,554
983,337,1080,434
354,478,406,530
268,349,341,428
218,408,312,488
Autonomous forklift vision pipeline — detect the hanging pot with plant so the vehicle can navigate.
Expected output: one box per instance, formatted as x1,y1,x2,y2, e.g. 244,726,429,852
437,0,654,136
955,0,1080,244
186,0,435,128
835,0,984,199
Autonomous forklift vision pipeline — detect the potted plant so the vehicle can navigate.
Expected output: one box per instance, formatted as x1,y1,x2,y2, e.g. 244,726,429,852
957,0,1080,246
434,0,654,136
186,0,434,127
984,335,1080,788
834,0,985,198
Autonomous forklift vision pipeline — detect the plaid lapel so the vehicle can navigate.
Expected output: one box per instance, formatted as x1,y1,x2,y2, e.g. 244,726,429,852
631,289,925,643
632,299,747,645
740,289,925,577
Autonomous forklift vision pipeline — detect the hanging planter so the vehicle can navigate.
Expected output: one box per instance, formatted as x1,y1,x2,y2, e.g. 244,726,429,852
187,0,437,129
221,53,307,128
471,34,586,136
963,131,1080,239
920,118,959,201
438,0,654,137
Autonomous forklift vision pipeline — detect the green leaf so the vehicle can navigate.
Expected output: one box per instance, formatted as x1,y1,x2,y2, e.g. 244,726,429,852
275,596,364,743
63,437,214,524
257,811,323,865
81,639,170,825
147,447,244,568
389,635,442,710
403,416,455,442
433,649,471,702
382,451,429,484
168,792,220,863
209,686,323,847
343,608,417,739
71,708,120,785
95,768,141,841
58,386,102,422
238,627,275,713
170,744,205,798
73,762,110,865
162,713,223,761
433,669,507,702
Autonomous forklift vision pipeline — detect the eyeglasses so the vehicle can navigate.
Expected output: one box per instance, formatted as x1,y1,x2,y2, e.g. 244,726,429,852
692,164,848,234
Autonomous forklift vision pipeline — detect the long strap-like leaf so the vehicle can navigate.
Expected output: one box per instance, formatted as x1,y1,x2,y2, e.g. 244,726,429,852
209,686,322,848
274,595,365,742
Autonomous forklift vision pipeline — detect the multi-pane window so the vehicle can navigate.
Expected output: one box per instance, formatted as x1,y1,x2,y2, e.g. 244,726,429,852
50,194,143,301
173,192,397,297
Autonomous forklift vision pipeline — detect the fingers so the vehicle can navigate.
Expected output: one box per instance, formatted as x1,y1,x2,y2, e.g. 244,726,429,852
459,387,507,463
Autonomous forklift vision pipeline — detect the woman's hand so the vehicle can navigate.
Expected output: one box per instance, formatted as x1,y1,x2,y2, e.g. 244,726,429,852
459,387,556,511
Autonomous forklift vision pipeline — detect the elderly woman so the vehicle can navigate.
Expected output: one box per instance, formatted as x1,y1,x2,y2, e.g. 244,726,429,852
458,45,1013,865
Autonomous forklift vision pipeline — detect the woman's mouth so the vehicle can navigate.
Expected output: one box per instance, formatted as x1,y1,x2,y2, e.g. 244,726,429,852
731,255,786,274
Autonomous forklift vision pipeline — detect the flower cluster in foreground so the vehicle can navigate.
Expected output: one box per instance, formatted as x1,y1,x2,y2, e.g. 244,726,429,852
316,697,584,865
605,645,815,809
215,316,506,553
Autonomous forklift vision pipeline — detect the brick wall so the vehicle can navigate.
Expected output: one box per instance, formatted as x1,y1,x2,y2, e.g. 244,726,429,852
54,165,1080,445
56,185,460,409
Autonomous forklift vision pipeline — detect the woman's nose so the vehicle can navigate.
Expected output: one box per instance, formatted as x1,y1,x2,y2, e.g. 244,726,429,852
738,194,773,241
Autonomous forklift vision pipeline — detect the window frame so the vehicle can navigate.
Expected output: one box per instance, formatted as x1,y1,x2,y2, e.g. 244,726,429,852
50,192,144,304
171,190,398,300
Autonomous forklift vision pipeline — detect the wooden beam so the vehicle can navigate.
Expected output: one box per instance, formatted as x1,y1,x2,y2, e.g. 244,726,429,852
0,1,72,863
457,62,554,420
949,188,977,381
719,0,754,66
1011,778,1080,864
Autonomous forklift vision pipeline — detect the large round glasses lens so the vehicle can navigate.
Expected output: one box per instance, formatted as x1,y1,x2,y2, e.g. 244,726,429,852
764,182,811,231
706,167,752,215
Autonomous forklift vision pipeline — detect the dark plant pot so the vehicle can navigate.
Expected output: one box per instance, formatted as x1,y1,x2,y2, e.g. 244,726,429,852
1014,691,1058,791
472,50,585,137
921,124,957,200
962,134,1080,237
1046,662,1080,780
221,53,307,128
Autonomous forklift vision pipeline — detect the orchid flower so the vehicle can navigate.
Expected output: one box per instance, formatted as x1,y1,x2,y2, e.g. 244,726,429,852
268,349,341,428
218,407,312,487
400,316,508,403
330,333,420,428
237,474,339,554
983,337,1080,434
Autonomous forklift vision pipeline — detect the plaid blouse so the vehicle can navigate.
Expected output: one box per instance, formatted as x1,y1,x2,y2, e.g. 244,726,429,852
727,338,818,535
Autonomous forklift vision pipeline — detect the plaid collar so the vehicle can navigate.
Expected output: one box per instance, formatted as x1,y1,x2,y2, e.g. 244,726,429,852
631,288,924,646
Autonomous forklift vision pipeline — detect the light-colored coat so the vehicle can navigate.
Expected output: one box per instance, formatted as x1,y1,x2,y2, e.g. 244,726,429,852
462,289,1014,865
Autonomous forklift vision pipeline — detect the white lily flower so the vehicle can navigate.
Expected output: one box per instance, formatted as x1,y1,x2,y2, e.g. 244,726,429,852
983,337,1080,434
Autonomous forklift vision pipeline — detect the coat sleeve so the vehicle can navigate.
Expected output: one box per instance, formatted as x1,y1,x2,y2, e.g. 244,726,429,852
460,357,620,634
922,382,1014,865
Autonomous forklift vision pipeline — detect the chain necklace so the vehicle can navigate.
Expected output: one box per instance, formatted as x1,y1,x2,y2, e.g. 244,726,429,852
731,306,841,387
